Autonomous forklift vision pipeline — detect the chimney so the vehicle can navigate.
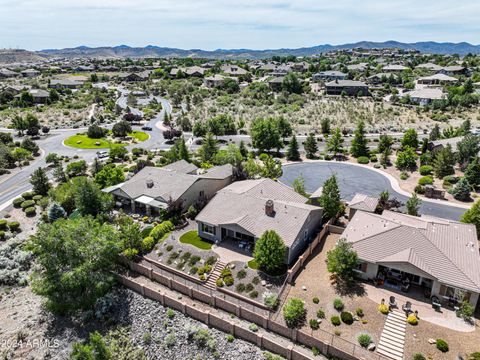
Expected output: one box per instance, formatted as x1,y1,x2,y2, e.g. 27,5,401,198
265,200,274,216
146,179,154,188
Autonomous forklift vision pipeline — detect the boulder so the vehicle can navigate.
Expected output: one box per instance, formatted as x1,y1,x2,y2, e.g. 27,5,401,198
428,338,436,344
301,285,307,291
367,343,376,351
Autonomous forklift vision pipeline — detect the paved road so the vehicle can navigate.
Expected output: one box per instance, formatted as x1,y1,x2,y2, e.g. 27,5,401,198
279,162,467,221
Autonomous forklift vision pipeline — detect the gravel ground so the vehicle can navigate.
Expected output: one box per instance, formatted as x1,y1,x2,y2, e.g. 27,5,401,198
0,285,269,360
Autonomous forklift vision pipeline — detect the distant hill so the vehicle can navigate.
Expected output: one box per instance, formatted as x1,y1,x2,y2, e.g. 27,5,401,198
0,49,49,65
1,41,480,63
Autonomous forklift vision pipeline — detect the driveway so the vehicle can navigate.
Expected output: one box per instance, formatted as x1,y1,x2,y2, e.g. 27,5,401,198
280,161,467,220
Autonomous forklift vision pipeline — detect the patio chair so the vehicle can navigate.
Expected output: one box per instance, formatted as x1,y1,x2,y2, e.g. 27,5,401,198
389,296,398,309
431,296,442,312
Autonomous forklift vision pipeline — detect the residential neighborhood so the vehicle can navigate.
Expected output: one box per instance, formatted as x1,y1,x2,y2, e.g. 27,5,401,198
1,2,480,360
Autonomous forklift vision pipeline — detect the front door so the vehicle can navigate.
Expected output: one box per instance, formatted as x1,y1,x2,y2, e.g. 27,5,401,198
221,228,226,241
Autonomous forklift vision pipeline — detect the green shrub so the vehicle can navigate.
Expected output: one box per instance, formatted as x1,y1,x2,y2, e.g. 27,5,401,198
309,319,319,330
237,269,247,279
443,175,459,184
340,311,353,325
418,176,433,186
150,221,174,242
356,308,364,317
141,236,156,253
221,268,232,278
245,283,254,292
166,244,173,251
400,172,409,180
33,194,43,202
0,230,5,240
357,156,369,164
414,185,425,194
312,346,320,356
0,220,7,230
333,298,344,311
236,283,246,293
21,192,34,200
13,197,24,208
316,309,325,319
223,276,234,286
205,256,217,265
412,353,426,360
249,291,258,298
252,276,260,285
419,165,433,175
248,323,258,332
436,339,449,352
357,334,372,348
283,298,306,328
25,207,36,217
166,308,175,319
264,293,279,309
142,332,152,344
122,248,138,259
21,200,35,209
226,334,234,343
330,316,341,326
140,226,153,237
312,296,319,304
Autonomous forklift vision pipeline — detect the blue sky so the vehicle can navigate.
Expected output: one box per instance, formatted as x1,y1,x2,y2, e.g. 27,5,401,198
1,0,479,50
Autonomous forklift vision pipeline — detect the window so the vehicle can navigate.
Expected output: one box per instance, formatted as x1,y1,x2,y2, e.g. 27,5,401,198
439,285,471,302
199,190,205,198
201,223,216,236
304,229,308,241
355,262,368,273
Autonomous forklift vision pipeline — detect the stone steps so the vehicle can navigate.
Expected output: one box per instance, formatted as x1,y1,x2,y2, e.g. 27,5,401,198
204,261,227,290
377,311,406,360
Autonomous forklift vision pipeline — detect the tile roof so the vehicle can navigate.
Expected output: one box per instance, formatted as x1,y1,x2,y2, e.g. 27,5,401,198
348,193,379,212
343,210,480,292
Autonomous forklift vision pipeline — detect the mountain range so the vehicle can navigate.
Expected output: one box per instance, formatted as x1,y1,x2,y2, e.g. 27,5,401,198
2,41,480,63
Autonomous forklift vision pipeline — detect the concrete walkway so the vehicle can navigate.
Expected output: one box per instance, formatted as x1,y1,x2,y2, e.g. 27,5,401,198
377,311,406,360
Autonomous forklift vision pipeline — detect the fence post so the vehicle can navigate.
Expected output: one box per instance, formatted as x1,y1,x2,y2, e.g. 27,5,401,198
205,310,210,326
149,268,153,280
256,333,263,348
286,345,293,360
141,284,145,296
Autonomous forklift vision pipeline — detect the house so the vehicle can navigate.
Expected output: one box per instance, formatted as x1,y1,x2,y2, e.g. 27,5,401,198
116,71,150,82
103,160,233,215
428,136,464,153
367,73,399,86
203,74,227,88
48,78,84,89
170,66,205,78
439,66,466,76
195,179,323,265
312,71,347,82
405,88,445,106
325,80,369,96
0,68,17,78
343,210,480,308
268,77,284,92
415,63,443,72
347,193,378,219
417,74,458,86
14,88,49,104
347,63,368,72
382,64,410,73
21,69,40,77
221,65,247,76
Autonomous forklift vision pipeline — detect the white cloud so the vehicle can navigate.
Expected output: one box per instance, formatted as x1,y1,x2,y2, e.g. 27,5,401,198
0,0,478,50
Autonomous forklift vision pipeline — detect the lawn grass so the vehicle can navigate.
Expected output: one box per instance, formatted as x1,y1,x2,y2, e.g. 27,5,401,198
179,230,213,250
247,259,259,270
64,131,148,149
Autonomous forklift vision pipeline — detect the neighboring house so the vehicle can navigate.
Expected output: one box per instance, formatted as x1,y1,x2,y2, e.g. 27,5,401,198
404,88,445,106
116,72,149,82
347,193,378,219
325,80,369,96
343,210,480,308
196,178,323,265
221,65,248,76
312,71,347,82
428,136,464,153
439,66,466,76
170,66,205,77
417,73,458,86
21,69,40,77
15,88,49,104
367,73,399,85
48,78,84,89
103,160,233,215
347,63,368,72
415,63,443,72
268,77,284,92
382,64,410,73
203,74,227,88
0,68,17,78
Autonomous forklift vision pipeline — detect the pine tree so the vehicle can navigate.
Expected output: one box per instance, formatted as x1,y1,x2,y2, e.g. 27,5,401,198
433,144,455,178
30,167,50,195
239,140,248,160
286,135,300,161
350,121,369,158
406,193,421,217
461,200,480,235
53,165,68,183
199,133,218,163
451,177,471,201
48,203,67,222
429,124,441,141
319,175,342,220
177,137,190,161
303,133,318,159
327,128,344,158
465,157,480,189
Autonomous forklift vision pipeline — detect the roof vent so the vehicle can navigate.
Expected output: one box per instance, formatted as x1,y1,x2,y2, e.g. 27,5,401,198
265,199,275,216
146,179,154,188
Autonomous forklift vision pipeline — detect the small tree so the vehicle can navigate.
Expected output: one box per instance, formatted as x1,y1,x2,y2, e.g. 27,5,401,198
87,124,106,139
327,128,344,158
401,128,419,149
451,177,471,201
47,203,67,222
292,175,308,197
326,238,358,284
406,193,421,217
30,167,50,195
253,230,286,274
199,132,218,163
112,120,132,138
433,144,455,178
319,175,342,220
283,298,306,328
320,118,331,135
461,200,480,236
395,146,417,171
304,133,318,159
464,157,480,189
286,135,300,161
350,121,369,158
